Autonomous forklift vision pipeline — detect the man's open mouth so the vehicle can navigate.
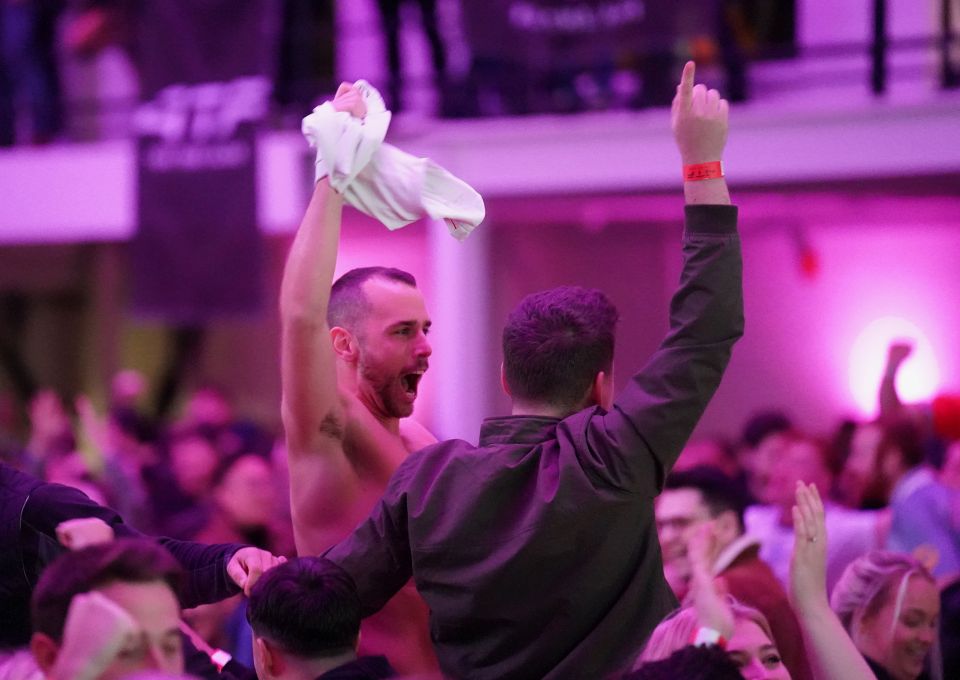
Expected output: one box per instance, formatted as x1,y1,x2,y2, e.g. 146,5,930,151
401,371,424,396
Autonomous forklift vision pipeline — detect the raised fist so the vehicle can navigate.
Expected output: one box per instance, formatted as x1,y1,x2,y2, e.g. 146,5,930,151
331,82,367,118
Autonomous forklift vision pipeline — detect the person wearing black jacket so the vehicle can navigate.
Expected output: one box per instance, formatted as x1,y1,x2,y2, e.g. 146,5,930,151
0,462,280,650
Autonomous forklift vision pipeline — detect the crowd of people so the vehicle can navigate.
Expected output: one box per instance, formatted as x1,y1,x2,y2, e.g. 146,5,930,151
0,64,958,680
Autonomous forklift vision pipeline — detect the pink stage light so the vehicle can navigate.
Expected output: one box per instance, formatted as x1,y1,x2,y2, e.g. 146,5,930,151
848,317,940,417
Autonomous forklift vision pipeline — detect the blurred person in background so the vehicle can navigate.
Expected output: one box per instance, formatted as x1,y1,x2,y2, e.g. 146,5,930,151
142,428,220,538
737,410,793,505
190,452,283,552
745,434,885,594
656,466,811,680
0,0,64,146
374,0,446,114
881,419,960,580
673,436,740,478
177,451,290,669
23,389,74,476
831,550,943,680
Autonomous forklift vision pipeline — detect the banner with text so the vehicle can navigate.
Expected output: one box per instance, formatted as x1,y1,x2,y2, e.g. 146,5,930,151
131,0,277,322
461,0,718,112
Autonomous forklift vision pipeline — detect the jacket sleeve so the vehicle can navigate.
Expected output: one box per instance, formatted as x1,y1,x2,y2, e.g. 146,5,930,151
573,204,743,495
23,482,244,606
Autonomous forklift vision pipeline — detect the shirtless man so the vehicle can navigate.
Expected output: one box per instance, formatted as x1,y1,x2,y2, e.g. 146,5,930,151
279,83,437,673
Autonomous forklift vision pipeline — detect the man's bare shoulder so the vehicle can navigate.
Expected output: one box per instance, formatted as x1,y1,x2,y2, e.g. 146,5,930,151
399,418,438,453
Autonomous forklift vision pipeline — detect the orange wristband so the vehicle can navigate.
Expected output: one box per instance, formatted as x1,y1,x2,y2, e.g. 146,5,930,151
683,161,724,181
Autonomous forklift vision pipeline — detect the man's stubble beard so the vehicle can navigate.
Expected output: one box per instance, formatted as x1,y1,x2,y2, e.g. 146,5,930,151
358,354,412,419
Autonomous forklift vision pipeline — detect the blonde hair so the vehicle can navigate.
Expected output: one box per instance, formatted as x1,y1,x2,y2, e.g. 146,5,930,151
831,550,942,680
638,598,776,665
0,650,43,680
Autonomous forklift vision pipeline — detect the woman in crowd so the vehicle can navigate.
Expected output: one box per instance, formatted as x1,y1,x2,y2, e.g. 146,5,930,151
637,598,791,679
831,551,942,680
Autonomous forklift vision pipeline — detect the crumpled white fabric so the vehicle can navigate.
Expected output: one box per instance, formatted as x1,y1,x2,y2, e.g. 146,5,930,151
301,80,485,241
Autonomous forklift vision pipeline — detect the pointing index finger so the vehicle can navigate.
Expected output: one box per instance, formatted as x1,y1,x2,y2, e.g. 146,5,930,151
678,61,696,102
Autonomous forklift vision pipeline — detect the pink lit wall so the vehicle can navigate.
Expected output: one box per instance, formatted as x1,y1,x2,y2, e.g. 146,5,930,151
480,189,960,442
683,194,960,439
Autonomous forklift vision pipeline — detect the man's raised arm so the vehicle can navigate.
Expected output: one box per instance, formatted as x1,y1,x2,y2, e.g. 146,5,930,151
590,61,743,492
280,86,365,556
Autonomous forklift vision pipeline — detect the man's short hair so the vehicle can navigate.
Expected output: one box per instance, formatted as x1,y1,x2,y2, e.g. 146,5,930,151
502,286,619,411
328,267,417,332
31,539,183,643
246,557,361,659
664,466,749,533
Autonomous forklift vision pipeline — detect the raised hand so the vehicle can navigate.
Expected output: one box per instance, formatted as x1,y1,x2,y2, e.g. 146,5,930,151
331,82,367,118
671,61,729,165
886,341,914,371
687,521,735,639
789,481,828,613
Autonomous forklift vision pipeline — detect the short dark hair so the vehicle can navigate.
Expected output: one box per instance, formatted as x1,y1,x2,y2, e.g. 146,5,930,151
740,410,793,449
246,557,361,659
502,286,618,411
664,466,749,533
31,539,183,643
627,644,743,680
328,267,417,332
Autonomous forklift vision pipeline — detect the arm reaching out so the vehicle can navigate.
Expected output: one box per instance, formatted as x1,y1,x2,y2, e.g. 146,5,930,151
789,482,877,680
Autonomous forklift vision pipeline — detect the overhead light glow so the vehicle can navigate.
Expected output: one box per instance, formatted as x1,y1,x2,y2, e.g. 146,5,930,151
848,316,940,417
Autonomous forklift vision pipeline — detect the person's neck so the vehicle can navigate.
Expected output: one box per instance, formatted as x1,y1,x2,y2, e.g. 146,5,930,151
358,391,400,435
288,649,359,679
511,399,584,419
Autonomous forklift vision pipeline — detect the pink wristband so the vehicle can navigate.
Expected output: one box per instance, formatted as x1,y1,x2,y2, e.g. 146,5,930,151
683,161,724,181
690,626,728,649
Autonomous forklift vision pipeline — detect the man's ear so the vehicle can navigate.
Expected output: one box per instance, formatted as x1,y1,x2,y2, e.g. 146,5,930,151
30,632,59,675
589,370,614,410
330,327,359,362
255,637,284,677
500,363,512,397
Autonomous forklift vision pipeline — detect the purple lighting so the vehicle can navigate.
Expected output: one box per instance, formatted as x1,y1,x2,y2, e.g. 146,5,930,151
848,316,940,417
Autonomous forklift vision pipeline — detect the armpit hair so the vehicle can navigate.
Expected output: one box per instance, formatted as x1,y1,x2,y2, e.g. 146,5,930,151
318,411,345,441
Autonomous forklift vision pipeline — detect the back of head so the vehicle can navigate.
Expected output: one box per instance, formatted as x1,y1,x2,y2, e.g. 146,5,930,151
328,267,417,333
830,550,934,634
664,466,748,533
247,557,361,660
502,286,618,412
627,644,742,680
31,539,182,643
